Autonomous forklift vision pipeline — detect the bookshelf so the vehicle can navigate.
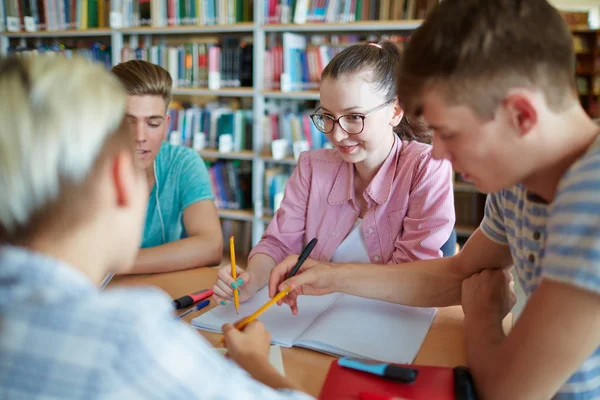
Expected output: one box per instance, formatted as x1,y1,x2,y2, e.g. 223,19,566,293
0,0,486,251
572,28,600,117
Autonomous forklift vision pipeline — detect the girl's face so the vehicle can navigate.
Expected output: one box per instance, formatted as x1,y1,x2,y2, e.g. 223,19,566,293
318,72,403,166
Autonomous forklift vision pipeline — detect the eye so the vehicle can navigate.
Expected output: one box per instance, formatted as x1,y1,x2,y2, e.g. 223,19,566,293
346,115,363,121
148,122,161,128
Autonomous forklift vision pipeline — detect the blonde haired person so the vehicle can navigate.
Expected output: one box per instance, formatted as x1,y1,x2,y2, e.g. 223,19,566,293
0,55,312,399
112,60,222,274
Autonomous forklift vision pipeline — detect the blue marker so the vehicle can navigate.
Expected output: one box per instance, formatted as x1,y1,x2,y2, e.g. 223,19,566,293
177,299,210,319
338,357,418,384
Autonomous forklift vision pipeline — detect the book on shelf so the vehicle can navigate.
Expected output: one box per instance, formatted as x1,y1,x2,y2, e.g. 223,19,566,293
263,166,290,216
207,160,252,211
121,38,253,89
111,0,252,28
454,192,485,232
265,34,409,92
7,42,112,68
167,101,253,152
264,0,439,25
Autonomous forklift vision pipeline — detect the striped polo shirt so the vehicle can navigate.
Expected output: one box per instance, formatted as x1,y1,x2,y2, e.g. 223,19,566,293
481,136,600,399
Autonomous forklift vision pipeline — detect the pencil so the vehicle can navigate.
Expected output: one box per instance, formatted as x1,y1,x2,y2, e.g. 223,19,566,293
230,236,239,314
220,286,292,344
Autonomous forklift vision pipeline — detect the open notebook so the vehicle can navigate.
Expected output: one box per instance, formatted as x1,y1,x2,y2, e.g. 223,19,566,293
192,288,437,364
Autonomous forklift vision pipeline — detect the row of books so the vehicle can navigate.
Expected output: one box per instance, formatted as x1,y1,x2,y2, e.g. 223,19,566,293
168,102,253,151
264,0,439,24
264,166,290,216
6,42,112,68
265,33,409,91
121,39,253,88
207,160,252,210
0,0,253,32
263,102,330,155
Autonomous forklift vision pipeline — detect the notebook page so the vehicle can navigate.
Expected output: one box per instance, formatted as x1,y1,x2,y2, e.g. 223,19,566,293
191,287,339,347
295,294,437,364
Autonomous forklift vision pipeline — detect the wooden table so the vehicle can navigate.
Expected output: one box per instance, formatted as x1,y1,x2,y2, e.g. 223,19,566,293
109,267,512,398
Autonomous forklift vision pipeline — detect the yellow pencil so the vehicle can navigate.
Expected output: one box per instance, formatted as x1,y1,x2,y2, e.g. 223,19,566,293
230,236,239,314
221,286,292,344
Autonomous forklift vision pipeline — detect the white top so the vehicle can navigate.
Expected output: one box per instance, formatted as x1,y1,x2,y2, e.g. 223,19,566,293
330,218,371,263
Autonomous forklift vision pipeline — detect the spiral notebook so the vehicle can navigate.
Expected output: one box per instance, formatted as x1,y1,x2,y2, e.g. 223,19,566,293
192,287,437,364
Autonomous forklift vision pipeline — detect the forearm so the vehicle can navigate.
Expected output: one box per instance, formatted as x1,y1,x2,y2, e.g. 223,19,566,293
246,253,277,290
130,236,223,274
464,313,507,400
334,256,464,307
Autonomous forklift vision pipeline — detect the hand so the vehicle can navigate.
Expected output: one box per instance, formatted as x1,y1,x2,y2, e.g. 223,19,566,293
222,321,271,371
461,268,517,322
212,264,256,304
268,255,335,315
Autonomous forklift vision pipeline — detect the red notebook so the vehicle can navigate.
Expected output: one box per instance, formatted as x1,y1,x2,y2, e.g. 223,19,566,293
319,360,471,400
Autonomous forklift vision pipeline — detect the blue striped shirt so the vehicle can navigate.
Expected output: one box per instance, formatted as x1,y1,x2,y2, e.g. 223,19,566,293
0,246,313,400
480,137,600,399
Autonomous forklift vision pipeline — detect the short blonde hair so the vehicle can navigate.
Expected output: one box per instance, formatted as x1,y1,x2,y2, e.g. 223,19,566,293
111,60,173,109
0,56,128,241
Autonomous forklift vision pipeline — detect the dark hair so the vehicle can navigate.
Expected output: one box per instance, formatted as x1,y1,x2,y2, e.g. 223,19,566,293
321,40,431,144
399,0,577,119
111,60,173,109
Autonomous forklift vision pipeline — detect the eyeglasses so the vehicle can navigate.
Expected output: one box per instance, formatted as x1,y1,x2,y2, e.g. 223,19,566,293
309,99,395,135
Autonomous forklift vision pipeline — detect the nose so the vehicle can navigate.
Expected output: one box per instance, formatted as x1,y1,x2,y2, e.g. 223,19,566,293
329,122,349,143
134,122,146,143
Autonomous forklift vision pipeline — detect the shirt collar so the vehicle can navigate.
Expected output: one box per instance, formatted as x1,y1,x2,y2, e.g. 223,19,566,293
328,137,402,206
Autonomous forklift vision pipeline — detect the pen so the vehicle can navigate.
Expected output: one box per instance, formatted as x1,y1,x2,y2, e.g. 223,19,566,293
172,288,213,310
178,299,210,319
285,238,318,281
230,236,239,314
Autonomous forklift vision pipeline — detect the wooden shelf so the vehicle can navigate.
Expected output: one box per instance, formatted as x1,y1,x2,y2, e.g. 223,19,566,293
198,149,255,160
263,90,320,100
3,28,112,37
120,23,255,34
263,20,422,32
172,87,254,97
218,209,255,221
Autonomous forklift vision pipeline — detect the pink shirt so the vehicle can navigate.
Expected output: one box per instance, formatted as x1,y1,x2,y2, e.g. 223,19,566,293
250,138,455,265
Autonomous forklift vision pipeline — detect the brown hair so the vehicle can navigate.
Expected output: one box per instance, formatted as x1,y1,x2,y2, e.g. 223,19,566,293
111,59,173,109
321,40,431,144
399,0,577,119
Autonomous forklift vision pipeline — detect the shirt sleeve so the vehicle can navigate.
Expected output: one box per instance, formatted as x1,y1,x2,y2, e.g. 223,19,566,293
178,149,214,210
479,192,509,245
249,152,311,265
389,154,455,263
542,155,600,295
112,292,314,400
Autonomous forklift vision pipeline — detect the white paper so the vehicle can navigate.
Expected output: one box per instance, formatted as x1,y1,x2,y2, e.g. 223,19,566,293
296,294,437,364
191,287,338,347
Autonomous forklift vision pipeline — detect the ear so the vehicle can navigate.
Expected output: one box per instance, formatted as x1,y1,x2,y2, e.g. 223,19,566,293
389,98,404,127
111,150,138,208
503,92,538,136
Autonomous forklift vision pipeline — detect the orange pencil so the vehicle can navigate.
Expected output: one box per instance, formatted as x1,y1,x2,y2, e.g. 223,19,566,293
230,236,239,314
221,286,292,343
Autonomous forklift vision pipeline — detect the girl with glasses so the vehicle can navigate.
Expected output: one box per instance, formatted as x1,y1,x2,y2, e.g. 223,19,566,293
212,41,455,306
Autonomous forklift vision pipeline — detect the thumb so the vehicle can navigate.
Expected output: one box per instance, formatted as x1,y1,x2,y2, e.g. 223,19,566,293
238,271,251,286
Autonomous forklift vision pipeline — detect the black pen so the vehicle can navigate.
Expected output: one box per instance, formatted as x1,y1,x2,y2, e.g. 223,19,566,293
285,238,318,280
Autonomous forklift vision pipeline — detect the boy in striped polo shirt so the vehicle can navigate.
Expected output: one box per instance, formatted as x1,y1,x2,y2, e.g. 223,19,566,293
268,0,600,398
392,0,600,398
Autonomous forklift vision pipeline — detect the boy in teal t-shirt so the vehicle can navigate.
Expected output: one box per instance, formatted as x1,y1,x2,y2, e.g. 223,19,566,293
113,60,223,274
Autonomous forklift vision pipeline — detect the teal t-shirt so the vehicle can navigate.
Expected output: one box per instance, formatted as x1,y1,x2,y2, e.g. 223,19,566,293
142,142,214,248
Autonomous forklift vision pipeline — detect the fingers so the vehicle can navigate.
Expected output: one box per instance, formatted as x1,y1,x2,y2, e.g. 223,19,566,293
214,264,249,304
268,255,299,298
